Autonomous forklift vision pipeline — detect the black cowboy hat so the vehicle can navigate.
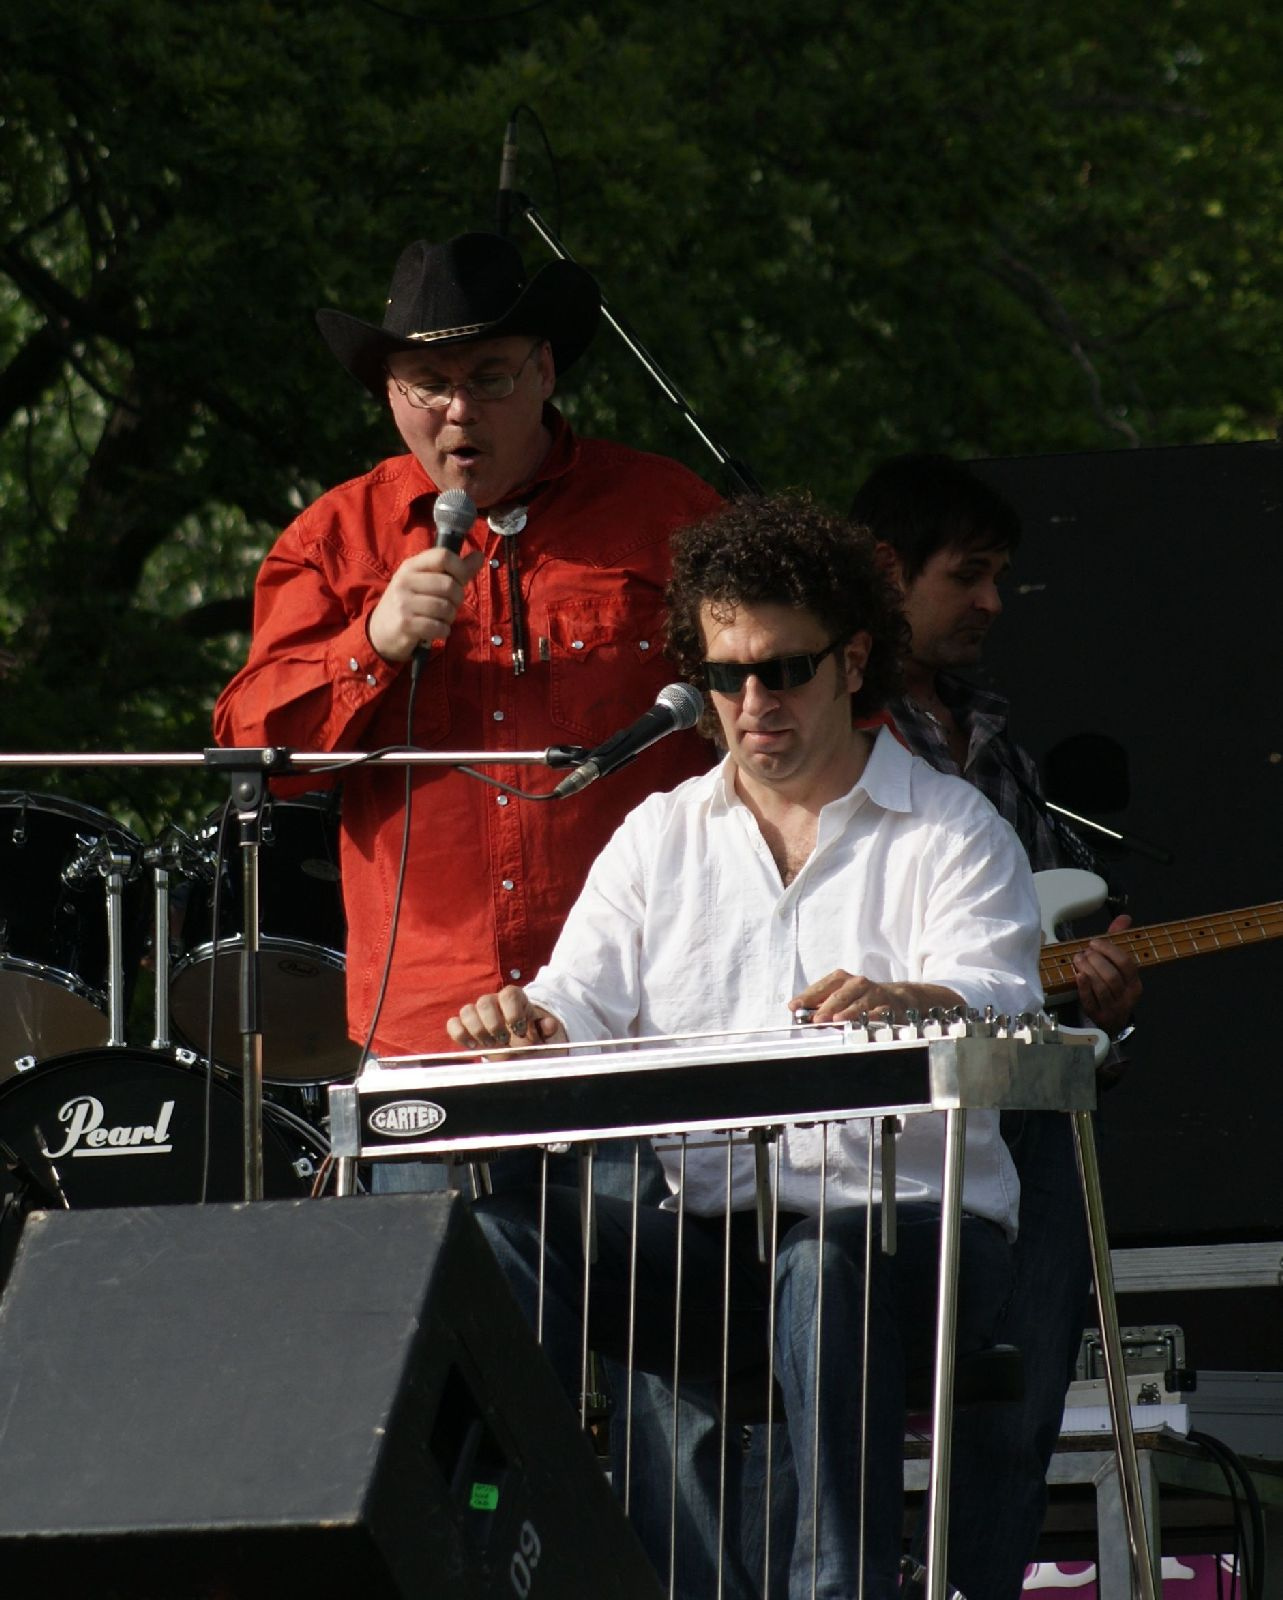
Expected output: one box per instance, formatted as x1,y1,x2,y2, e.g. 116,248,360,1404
316,233,601,399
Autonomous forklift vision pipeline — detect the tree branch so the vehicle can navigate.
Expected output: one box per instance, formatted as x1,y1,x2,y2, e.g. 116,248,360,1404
0,241,138,347
0,321,73,429
984,242,1142,447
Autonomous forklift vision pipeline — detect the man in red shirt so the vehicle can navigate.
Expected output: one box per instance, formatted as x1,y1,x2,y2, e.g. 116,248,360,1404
215,233,720,1057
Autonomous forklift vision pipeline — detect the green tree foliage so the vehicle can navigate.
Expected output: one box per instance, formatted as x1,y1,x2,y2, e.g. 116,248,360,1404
2,0,1280,833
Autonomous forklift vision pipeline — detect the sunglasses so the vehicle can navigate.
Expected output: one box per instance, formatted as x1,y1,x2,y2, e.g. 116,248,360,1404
702,640,842,695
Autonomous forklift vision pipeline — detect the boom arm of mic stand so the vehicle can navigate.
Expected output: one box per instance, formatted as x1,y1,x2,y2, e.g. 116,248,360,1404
1045,800,1175,866
516,197,763,496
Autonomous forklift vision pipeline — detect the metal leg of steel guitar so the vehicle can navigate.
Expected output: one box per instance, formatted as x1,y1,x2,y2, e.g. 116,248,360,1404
923,1107,965,1600
1072,1109,1159,1600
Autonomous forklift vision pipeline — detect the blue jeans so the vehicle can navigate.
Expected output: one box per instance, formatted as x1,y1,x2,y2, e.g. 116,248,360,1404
474,1190,1012,1600
611,1371,759,1598
368,1139,641,1195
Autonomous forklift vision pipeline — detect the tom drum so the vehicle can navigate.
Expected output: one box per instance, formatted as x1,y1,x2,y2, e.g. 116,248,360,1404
169,794,358,1085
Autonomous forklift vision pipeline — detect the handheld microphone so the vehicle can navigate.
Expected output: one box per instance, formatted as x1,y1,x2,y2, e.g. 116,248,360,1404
496,116,519,236
411,489,477,679
433,486,476,553
553,683,703,798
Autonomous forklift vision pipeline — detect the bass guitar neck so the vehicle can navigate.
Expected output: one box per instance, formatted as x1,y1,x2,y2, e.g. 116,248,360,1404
1037,869,1283,1006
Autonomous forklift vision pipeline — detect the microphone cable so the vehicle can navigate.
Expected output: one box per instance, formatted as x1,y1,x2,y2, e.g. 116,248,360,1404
355,670,430,1071
498,103,562,238
349,687,588,1070
1187,1428,1265,1600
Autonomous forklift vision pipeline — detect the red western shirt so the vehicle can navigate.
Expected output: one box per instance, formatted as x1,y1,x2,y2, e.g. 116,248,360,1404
214,409,721,1055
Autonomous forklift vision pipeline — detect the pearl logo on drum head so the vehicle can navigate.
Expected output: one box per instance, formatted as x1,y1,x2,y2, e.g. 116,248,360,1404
0,1047,330,1207
369,1100,446,1138
44,1093,176,1161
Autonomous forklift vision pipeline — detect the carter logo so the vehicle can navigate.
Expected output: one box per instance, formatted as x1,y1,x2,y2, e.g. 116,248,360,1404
45,1096,176,1160
369,1100,446,1137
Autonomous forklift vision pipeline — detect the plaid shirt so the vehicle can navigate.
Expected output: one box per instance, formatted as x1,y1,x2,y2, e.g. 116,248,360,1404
887,673,1131,1053
887,675,1096,876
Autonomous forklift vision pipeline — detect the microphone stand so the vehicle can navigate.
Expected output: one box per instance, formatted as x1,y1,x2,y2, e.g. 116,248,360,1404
512,195,763,497
204,752,272,1199
0,745,584,1202
1044,799,1175,866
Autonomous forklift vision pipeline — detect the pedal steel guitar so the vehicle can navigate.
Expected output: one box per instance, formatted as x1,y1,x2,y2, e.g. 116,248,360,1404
328,1016,1156,1600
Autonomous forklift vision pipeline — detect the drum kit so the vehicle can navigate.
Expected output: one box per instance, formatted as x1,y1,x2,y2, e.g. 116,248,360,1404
0,789,356,1219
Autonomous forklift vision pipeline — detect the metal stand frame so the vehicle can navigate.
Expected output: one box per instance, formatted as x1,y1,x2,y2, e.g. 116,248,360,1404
0,744,575,1202
915,1058,1160,1598
332,1030,1158,1599
921,1109,1158,1600
1072,1109,1159,1600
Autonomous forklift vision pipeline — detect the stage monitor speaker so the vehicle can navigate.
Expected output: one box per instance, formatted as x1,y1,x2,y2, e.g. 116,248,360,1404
0,1193,663,1599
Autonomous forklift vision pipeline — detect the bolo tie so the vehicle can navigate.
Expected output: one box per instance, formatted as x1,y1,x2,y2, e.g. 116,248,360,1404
488,505,529,676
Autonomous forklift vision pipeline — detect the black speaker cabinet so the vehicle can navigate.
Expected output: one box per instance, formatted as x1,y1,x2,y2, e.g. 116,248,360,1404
0,1193,663,1599
973,440,1283,1246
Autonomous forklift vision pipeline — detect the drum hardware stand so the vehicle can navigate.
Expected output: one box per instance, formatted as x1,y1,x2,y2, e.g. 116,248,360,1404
1,745,596,1202
62,831,139,1048
154,856,173,1051
142,827,214,1053
142,840,176,1051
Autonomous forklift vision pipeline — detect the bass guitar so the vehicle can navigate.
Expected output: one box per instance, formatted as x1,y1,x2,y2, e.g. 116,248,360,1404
1036,868,1283,1007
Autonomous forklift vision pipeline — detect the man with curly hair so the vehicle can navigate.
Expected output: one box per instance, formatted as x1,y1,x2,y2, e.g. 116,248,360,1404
449,494,1044,1600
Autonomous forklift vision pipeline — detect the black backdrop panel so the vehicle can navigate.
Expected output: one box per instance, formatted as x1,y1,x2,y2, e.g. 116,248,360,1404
0,1194,663,1599
973,440,1283,1246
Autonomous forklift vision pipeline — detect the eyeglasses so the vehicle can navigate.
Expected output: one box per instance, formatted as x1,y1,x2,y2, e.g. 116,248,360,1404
702,640,842,694
388,340,543,410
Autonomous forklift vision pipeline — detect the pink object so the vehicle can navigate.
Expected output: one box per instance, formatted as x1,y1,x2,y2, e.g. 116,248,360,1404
1020,1555,1240,1596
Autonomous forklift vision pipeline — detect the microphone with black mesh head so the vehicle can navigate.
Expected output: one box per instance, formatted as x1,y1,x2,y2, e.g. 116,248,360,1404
553,683,704,798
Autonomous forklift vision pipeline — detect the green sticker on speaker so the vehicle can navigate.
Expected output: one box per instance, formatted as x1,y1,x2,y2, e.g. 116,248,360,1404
470,1483,500,1511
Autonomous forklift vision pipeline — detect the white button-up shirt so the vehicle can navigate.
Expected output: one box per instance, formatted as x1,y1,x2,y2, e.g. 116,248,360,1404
525,726,1044,1235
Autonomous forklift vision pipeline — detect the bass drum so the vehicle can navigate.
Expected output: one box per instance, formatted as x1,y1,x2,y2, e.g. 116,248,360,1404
0,792,147,1079
0,1047,327,1208
169,793,358,1085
